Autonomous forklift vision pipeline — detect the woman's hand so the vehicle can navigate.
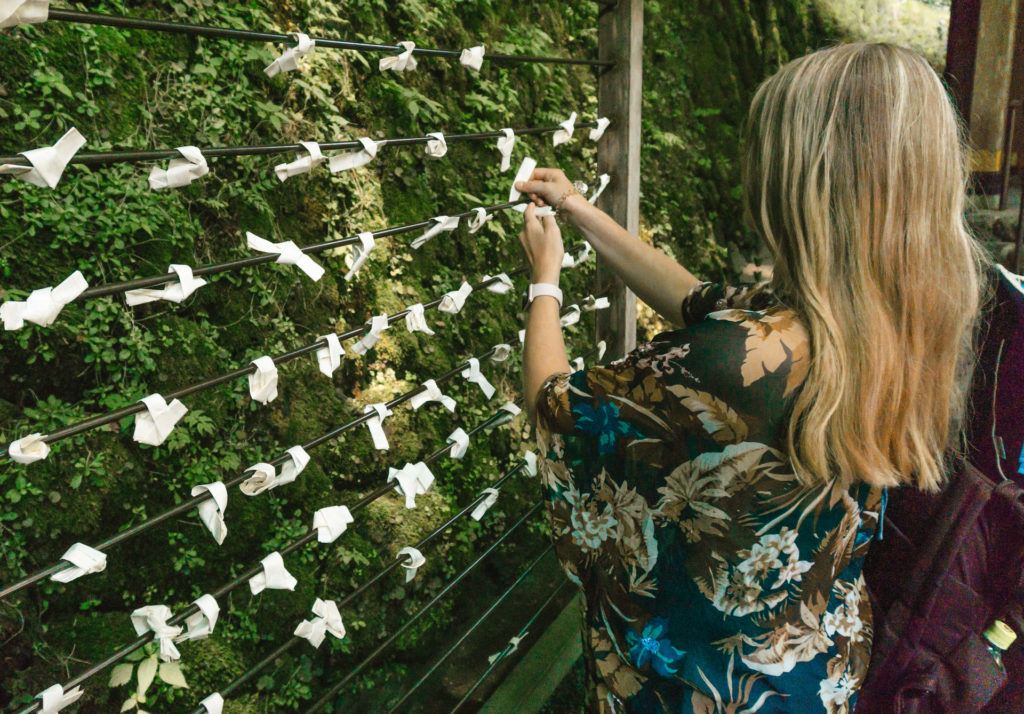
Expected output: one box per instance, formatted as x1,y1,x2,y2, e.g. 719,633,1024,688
514,167,589,218
518,202,564,284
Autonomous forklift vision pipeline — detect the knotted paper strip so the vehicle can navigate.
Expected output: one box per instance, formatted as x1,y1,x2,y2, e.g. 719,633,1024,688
589,173,611,205
500,401,522,418
489,634,527,664
562,252,577,269
439,281,473,314
35,684,83,714
518,328,525,345
560,304,581,327
265,32,315,77
509,157,537,202
51,542,106,583
597,340,607,362
513,202,555,218
471,487,500,521
447,427,470,459
149,146,209,191
582,295,610,311
459,45,485,71
523,450,538,477
573,241,593,266
363,402,393,450
240,445,310,495
176,594,219,643
344,231,376,279
411,215,459,249
316,333,344,377
409,379,456,412
0,127,85,188
482,273,514,294
424,132,448,158
491,343,513,362
130,605,183,662
295,598,346,649
388,461,435,509
313,505,354,543
248,356,279,405
247,232,325,281
249,551,298,594
191,482,228,545
351,314,390,355
1,270,88,331
404,303,435,336
124,264,207,306
1,0,48,28
274,141,326,182
134,393,188,446
379,41,417,73
553,112,577,147
496,128,516,172
461,358,495,399
199,693,224,714
329,137,379,174
589,117,611,141
398,546,426,582
468,207,492,234
572,356,585,371
9,433,50,464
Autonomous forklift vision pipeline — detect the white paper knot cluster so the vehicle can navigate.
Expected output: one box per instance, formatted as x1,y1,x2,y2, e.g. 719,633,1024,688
265,32,316,77
1,0,49,29
1,270,88,331
241,445,311,496
388,461,435,509
0,127,85,188
294,598,346,649
130,605,183,662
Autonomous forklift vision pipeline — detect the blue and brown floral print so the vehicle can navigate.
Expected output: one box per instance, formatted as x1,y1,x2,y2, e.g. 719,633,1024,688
535,282,882,713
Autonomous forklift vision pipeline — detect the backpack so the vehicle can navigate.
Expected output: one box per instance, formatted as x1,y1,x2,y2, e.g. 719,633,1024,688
858,264,1024,713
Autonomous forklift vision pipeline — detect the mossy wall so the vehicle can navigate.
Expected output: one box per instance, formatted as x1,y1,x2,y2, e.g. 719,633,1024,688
0,1,830,711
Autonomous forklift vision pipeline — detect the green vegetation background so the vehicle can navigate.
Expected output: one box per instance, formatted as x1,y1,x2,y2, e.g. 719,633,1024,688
0,1,828,711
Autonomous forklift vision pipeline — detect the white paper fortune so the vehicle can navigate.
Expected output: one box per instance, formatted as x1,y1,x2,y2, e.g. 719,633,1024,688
176,594,220,642
1,270,88,331
553,112,577,146
35,684,83,714
388,461,435,509
459,44,485,71
491,343,513,362
363,402,393,450
500,401,522,417
240,445,310,496
589,173,611,204
200,693,224,714
0,127,85,188
560,304,582,327
313,505,354,543
148,145,209,191
482,273,514,294
124,264,207,306
589,117,611,141
8,433,50,464
294,598,346,649
446,427,470,459
379,41,417,72
133,393,188,446
274,141,326,182
439,281,473,314
265,32,316,77
582,295,611,311
471,487,500,521
344,231,376,279
411,215,459,249
496,128,516,172
424,132,448,158
398,546,426,582
51,542,106,583
316,333,344,377
404,303,435,336
513,202,555,218
329,137,379,174
461,358,495,399
523,450,538,477
409,379,456,412
249,551,298,594
1,0,48,28
351,314,390,355
518,328,525,345
130,605,183,662
191,482,228,545
509,156,537,202
248,356,279,404
572,356,585,371
246,232,325,281
597,339,607,361
468,207,493,234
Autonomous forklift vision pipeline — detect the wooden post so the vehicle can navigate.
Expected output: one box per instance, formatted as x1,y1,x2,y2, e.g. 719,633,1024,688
595,0,643,360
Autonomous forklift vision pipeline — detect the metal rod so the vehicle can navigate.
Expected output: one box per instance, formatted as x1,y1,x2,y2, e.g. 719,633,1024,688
306,502,544,713
386,544,556,713
1000,100,1021,211
31,8,611,70
0,124,599,166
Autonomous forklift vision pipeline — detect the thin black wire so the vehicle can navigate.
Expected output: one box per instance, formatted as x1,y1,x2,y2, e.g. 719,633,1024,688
34,9,611,71
450,580,569,713
195,476,540,713
0,124,599,167
305,502,544,713
386,544,556,713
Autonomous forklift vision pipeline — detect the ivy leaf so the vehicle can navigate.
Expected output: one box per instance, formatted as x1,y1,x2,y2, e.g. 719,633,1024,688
120,694,137,713
109,663,133,687
158,662,189,689
136,654,158,699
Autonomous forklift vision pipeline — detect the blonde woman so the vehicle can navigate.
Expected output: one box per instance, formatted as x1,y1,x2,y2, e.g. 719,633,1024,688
516,43,986,713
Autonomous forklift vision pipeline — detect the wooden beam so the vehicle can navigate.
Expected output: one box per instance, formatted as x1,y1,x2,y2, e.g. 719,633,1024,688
595,0,643,360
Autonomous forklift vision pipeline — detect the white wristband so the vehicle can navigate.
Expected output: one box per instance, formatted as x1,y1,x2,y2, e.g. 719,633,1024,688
528,283,563,308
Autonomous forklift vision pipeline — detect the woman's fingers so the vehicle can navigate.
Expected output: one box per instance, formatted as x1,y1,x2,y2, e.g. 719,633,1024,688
515,179,549,195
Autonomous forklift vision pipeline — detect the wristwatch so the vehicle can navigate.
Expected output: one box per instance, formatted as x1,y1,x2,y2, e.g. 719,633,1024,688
527,283,563,308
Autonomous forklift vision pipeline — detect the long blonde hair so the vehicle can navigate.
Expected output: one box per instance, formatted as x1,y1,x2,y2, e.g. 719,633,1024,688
742,43,987,491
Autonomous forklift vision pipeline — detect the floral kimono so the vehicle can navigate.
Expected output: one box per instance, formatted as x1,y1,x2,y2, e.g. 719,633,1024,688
535,282,882,713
